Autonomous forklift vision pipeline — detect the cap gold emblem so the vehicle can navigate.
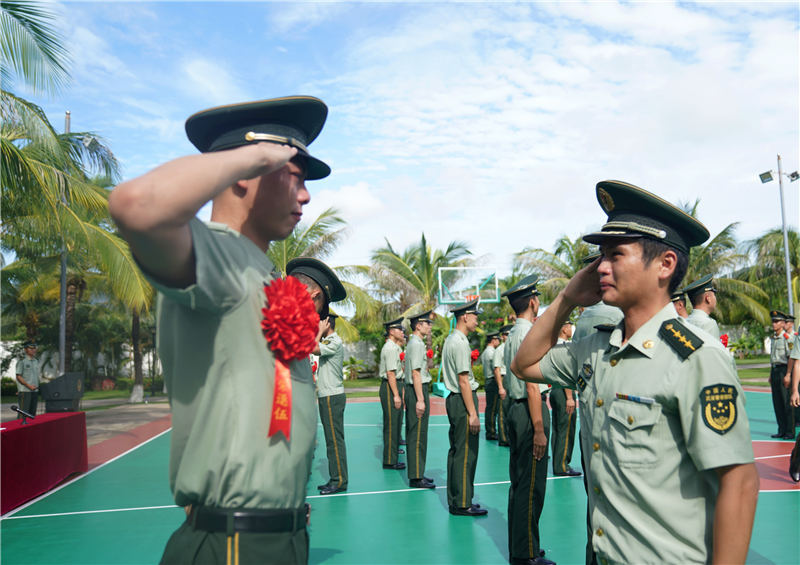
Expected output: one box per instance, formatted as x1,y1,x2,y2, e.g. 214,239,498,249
598,187,615,212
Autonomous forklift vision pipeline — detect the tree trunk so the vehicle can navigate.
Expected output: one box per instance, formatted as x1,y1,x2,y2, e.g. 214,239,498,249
64,281,78,372
129,309,144,403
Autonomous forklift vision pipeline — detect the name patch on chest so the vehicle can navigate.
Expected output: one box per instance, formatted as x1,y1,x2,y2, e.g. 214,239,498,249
699,384,737,435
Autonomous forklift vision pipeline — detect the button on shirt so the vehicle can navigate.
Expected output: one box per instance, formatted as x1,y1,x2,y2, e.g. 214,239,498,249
16,357,40,391
404,334,431,385
441,330,477,393
538,302,753,564
317,332,344,398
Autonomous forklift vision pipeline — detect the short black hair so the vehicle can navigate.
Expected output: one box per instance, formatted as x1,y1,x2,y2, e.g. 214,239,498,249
328,315,337,330
639,239,688,295
294,273,329,318
510,293,536,315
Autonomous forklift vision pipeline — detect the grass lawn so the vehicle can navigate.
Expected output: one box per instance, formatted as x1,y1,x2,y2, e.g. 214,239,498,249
346,390,379,398
734,354,769,365
737,367,770,387
344,377,380,388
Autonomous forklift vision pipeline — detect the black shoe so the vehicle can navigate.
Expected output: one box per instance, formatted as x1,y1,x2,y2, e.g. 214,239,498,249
398,449,405,454
783,434,796,440
498,441,510,447
771,432,785,438
790,444,800,482
400,439,407,445
470,503,482,509
319,484,347,495
423,476,434,482
510,557,556,565
409,478,436,489
383,462,406,470
486,433,498,440
449,505,487,516
554,467,582,477
317,482,331,491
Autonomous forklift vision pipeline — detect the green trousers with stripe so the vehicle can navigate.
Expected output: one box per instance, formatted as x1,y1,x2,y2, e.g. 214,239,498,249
160,519,308,565
446,391,480,509
379,380,402,465
484,378,499,438
318,393,347,487
507,397,550,560
405,383,430,480
549,388,577,474
499,394,512,444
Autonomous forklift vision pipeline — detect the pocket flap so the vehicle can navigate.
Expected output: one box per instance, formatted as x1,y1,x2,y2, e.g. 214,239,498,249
608,399,662,431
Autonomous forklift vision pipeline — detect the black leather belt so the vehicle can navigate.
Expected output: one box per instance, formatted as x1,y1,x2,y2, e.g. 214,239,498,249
772,363,787,368
188,505,309,534
514,393,548,403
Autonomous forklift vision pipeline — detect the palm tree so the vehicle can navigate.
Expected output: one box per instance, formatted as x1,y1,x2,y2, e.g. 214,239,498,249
267,207,347,273
742,227,800,315
513,234,596,303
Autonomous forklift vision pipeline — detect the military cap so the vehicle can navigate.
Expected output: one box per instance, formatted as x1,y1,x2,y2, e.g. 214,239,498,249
670,289,686,303
384,317,404,330
582,181,710,254
771,310,784,321
779,311,794,322
328,313,339,320
486,331,500,340
185,96,331,180
499,324,513,335
409,308,434,323
683,274,716,301
449,298,483,317
501,274,541,300
287,257,347,303
23,341,37,348
582,251,601,265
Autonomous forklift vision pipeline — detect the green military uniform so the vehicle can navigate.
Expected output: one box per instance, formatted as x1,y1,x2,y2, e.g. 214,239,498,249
15,349,40,418
501,276,551,563
317,329,347,491
494,326,512,446
153,220,317,565
537,180,754,564
685,275,720,339
442,301,482,512
404,314,433,483
481,335,499,439
550,337,578,476
152,96,333,565
769,311,794,439
379,319,404,467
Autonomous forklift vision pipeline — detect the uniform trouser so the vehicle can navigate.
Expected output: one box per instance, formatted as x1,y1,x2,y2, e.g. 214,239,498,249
770,364,794,436
446,391,480,509
484,378,499,437
499,393,512,444
550,388,577,473
318,393,347,487
160,517,309,565
405,383,430,479
398,384,405,441
507,397,550,560
17,391,38,418
379,380,402,465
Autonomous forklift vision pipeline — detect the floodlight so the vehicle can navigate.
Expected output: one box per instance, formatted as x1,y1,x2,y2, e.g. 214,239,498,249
789,171,799,182
759,171,774,183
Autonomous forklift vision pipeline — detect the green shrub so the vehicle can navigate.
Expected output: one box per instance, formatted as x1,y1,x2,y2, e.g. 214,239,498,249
143,377,164,391
115,377,134,391
2,377,18,397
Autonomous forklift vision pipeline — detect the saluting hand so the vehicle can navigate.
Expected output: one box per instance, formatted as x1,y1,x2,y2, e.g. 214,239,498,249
245,143,298,179
563,257,603,308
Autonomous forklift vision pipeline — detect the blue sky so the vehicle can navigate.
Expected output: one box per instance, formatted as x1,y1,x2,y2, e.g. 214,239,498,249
19,1,800,283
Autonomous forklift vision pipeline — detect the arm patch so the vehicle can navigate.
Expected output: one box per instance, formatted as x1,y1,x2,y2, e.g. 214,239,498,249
659,319,704,360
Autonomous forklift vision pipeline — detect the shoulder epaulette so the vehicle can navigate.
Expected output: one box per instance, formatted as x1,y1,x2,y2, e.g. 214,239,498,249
594,323,616,332
659,319,704,360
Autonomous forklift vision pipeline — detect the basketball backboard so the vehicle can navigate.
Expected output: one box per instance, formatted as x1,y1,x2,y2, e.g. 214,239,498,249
438,266,499,305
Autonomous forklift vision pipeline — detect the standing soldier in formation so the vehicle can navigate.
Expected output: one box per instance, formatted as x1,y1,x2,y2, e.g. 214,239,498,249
671,289,688,319
442,299,487,516
550,322,580,477
314,314,348,494
482,331,501,440
495,324,512,446
404,309,436,488
502,275,555,565
15,341,41,418
685,275,720,339
513,180,758,565
379,318,406,470
789,337,800,481
769,311,795,440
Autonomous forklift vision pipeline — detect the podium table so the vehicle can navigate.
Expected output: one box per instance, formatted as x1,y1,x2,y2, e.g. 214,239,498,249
1,412,88,514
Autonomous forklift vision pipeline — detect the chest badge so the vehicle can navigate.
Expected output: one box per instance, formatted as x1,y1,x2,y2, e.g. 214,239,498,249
699,384,737,435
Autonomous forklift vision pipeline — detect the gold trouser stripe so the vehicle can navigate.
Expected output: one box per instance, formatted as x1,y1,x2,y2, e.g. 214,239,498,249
499,400,506,441
561,410,572,472
462,417,469,508
528,450,537,557
490,396,497,431
226,535,231,565
234,532,239,565
327,396,343,486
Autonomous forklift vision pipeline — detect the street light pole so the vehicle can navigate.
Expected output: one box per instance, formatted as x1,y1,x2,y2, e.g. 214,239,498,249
776,154,794,317
59,111,70,375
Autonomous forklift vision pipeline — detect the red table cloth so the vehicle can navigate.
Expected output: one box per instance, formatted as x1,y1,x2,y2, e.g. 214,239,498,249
1,412,88,514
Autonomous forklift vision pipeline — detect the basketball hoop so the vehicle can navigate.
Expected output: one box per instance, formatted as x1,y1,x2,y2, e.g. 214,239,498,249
465,294,479,302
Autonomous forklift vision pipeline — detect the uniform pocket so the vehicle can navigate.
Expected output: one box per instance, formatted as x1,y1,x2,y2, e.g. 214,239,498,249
607,400,663,468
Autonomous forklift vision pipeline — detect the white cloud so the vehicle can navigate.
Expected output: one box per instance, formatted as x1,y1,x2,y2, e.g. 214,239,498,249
179,58,251,106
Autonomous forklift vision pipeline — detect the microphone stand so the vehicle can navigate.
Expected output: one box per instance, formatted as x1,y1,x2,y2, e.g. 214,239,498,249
10,405,36,425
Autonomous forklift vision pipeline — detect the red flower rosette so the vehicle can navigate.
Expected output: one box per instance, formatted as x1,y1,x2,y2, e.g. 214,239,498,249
426,349,434,359
399,352,406,361
261,276,320,440
471,348,480,361
720,334,729,347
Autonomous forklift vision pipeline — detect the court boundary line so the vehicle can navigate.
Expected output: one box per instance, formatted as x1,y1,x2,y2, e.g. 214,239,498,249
1,427,172,520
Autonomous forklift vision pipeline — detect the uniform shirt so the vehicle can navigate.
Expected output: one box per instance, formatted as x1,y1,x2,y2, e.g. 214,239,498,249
16,356,40,391
770,331,790,365
317,332,344,398
379,340,402,381
573,302,624,341
790,333,800,361
404,334,431,385
481,345,496,382
144,219,317,510
441,329,478,393
686,309,720,339
539,302,753,564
